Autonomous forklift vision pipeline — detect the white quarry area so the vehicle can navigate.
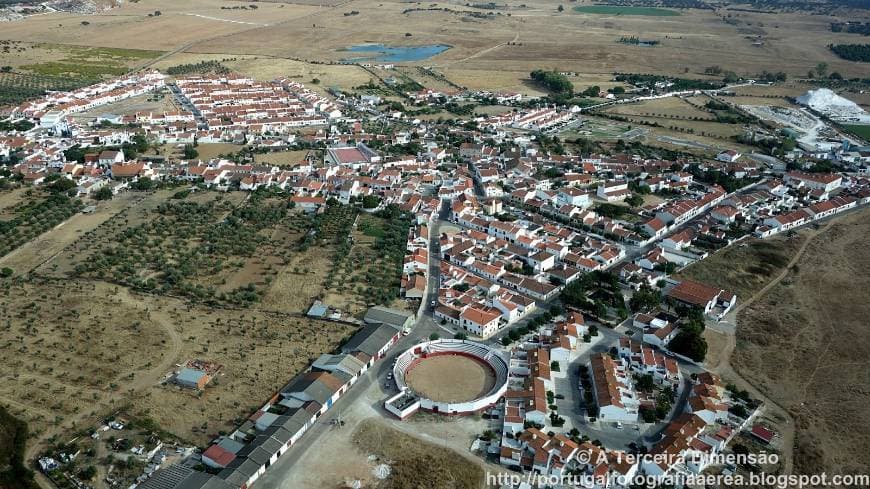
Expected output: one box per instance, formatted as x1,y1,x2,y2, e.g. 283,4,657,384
796,88,870,124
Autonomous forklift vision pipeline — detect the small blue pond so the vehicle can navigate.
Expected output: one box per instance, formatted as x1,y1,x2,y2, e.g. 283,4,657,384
341,44,450,63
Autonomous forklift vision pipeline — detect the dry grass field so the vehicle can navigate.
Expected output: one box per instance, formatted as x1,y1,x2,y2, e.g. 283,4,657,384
732,209,870,478
0,0,319,51
352,419,486,489
676,234,804,301
2,0,866,90
0,278,356,451
678,209,870,478
605,96,715,120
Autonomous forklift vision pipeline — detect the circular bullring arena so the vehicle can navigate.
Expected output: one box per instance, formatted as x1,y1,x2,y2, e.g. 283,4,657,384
391,339,509,416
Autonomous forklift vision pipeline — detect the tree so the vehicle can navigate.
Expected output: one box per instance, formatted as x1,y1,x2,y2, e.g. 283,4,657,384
454,332,468,340
78,466,97,481
815,62,828,78
429,332,440,341
183,144,199,160
630,284,662,312
93,186,113,201
0,267,12,278
557,4,564,11
635,374,655,392
529,69,573,96
729,404,748,418
625,194,643,207
130,177,154,191
361,194,381,209
48,177,76,194
668,330,707,361
582,85,600,97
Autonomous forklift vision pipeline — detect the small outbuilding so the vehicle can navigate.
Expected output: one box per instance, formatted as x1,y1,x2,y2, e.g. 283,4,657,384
174,368,211,390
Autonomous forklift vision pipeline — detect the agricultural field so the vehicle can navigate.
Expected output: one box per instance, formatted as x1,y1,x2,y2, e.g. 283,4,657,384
0,278,357,456
0,71,88,106
18,45,161,79
0,189,83,260
0,192,139,277
320,210,412,318
840,123,870,141
38,189,327,307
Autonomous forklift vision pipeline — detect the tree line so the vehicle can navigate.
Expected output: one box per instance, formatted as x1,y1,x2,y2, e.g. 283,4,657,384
830,43,870,62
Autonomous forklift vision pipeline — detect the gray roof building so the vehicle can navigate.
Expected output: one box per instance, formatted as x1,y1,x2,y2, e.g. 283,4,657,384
252,434,284,456
312,353,366,378
138,466,234,489
280,371,344,406
341,322,401,358
235,444,272,467
259,425,293,446
363,305,414,330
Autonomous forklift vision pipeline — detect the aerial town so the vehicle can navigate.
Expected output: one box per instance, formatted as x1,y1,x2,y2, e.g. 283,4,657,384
1,1,870,488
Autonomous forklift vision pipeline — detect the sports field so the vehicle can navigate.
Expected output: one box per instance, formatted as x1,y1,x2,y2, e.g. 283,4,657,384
573,5,681,16
405,355,495,403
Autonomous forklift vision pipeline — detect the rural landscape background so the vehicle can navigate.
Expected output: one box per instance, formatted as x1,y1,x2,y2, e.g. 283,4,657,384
1,0,869,488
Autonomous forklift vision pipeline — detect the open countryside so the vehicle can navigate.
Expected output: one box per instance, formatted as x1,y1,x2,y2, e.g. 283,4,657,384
1,0,869,488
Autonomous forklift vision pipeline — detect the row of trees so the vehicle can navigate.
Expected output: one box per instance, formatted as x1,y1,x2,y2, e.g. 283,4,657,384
830,43,870,62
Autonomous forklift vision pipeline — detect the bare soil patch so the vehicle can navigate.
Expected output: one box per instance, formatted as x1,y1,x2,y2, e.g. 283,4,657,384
352,419,486,489
405,355,495,403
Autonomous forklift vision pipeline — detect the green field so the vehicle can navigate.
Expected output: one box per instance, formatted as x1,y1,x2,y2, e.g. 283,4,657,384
573,5,681,16
841,124,870,141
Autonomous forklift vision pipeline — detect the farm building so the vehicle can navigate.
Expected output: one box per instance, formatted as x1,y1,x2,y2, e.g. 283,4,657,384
174,368,211,390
